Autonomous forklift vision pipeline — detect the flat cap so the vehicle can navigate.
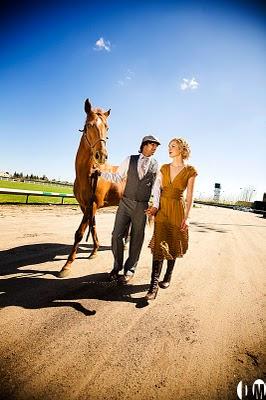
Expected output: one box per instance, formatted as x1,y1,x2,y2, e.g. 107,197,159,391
141,135,161,146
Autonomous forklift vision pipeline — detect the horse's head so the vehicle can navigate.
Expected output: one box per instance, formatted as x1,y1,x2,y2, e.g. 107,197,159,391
82,99,110,165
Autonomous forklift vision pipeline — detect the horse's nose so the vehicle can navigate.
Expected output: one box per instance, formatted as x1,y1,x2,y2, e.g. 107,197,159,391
100,153,108,164
100,154,107,164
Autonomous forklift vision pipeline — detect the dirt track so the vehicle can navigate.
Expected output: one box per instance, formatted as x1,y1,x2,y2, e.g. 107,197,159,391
0,204,265,400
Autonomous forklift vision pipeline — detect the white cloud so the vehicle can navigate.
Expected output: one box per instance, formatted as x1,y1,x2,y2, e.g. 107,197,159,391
126,69,135,77
180,77,199,91
117,69,135,87
94,37,111,52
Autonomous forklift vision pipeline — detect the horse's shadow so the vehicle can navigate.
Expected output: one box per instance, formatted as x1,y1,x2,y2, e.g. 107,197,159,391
0,243,150,314
0,242,111,276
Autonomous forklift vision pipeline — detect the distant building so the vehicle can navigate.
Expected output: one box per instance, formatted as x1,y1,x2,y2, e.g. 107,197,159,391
213,183,221,202
0,171,10,178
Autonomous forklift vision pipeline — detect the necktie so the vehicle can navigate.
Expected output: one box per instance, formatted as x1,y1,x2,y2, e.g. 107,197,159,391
139,156,149,179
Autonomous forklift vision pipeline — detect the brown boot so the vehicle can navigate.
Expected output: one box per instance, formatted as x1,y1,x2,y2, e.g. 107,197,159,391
159,259,175,289
145,260,163,300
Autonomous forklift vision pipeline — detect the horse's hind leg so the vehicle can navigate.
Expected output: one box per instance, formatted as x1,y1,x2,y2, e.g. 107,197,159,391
58,213,89,278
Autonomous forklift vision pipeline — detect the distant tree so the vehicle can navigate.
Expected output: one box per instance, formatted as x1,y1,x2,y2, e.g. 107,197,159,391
9,170,63,183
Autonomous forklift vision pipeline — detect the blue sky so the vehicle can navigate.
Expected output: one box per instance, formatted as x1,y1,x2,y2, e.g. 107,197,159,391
0,0,265,201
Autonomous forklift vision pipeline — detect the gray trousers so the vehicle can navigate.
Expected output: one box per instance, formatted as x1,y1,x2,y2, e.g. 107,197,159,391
112,197,147,275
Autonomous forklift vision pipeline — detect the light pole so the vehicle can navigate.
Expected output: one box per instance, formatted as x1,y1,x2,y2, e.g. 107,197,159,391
239,188,243,202
248,189,256,202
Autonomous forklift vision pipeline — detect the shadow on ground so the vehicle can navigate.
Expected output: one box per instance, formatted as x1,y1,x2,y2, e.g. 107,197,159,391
0,243,149,314
190,222,228,233
0,243,111,275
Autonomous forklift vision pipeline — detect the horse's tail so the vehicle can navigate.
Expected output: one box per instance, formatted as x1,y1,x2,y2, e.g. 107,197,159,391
86,171,99,242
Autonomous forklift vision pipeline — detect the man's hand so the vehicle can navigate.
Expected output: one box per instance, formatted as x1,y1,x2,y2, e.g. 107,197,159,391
145,206,158,217
89,167,100,177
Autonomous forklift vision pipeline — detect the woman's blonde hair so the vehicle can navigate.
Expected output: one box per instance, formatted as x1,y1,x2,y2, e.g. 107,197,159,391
169,138,191,160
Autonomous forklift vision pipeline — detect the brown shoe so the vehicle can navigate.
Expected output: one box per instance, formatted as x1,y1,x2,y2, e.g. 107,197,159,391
145,287,159,300
119,274,134,285
109,268,121,281
159,281,170,289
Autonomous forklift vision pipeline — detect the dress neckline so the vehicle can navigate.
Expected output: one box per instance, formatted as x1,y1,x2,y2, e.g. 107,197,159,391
168,164,186,184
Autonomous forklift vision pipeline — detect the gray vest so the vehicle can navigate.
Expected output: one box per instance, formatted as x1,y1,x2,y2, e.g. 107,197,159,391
123,155,158,202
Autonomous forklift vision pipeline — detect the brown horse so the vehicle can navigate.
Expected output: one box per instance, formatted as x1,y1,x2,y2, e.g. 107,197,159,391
59,99,124,278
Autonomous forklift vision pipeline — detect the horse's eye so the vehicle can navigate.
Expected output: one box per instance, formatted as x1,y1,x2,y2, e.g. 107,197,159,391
106,136,109,140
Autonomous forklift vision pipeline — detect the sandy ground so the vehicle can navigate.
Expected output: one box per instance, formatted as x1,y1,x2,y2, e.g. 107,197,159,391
0,204,265,400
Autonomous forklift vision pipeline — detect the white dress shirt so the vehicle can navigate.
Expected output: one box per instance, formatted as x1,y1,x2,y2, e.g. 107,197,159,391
101,154,161,208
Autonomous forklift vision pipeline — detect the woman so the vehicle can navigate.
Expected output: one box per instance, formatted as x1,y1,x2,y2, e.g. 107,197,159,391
145,138,197,300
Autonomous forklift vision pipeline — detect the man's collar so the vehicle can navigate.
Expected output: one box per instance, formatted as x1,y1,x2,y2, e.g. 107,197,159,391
140,153,151,159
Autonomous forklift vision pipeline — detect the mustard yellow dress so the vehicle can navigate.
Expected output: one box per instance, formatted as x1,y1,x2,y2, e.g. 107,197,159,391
149,164,197,260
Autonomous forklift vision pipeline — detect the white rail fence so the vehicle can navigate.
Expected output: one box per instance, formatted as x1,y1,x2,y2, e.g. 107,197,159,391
0,188,76,204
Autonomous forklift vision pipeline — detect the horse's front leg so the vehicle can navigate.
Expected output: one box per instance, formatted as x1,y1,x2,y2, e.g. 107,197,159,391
89,205,99,259
58,213,89,278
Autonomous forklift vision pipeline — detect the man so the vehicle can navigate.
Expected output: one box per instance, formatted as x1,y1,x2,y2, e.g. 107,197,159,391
95,135,161,283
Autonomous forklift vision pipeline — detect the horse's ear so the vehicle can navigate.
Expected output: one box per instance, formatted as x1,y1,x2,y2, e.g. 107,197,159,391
104,109,111,118
84,99,92,114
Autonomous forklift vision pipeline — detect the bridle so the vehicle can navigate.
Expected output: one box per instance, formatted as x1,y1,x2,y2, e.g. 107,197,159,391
80,116,108,149
83,130,107,148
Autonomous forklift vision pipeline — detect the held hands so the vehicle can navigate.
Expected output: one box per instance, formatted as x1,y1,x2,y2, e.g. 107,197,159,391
180,218,189,232
145,206,158,217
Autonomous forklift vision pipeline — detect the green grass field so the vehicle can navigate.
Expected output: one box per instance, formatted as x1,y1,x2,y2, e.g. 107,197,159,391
0,180,78,204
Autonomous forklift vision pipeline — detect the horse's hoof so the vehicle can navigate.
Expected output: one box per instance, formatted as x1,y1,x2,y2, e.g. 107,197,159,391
89,253,97,259
58,268,71,278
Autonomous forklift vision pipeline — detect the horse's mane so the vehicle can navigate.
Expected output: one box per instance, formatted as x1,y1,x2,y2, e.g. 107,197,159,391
92,107,105,114
85,107,106,125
